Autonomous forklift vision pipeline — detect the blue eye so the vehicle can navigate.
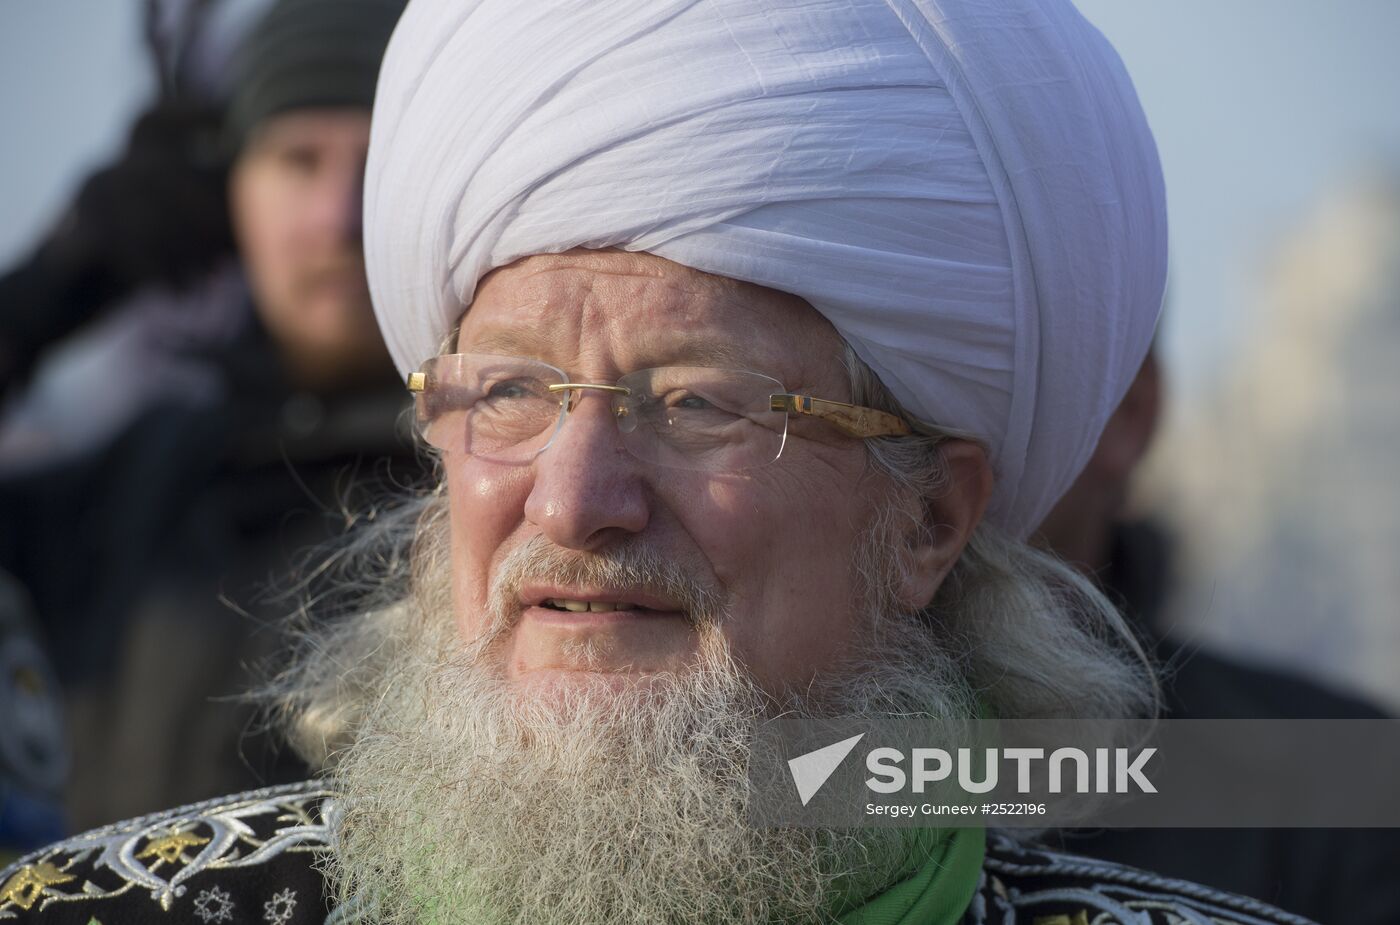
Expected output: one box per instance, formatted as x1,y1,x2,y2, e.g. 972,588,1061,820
484,378,543,400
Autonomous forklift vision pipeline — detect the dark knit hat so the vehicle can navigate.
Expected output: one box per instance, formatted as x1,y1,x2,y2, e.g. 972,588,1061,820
225,0,406,153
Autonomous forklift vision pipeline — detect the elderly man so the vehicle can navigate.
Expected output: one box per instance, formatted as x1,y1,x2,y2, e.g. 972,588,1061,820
0,0,1317,923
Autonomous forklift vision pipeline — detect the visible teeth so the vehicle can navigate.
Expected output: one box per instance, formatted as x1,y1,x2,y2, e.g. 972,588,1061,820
543,599,639,612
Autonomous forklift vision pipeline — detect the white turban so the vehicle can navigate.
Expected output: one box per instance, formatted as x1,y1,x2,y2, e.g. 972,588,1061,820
365,0,1167,538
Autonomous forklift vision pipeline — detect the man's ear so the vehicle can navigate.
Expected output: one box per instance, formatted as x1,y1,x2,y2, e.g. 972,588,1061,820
896,439,993,611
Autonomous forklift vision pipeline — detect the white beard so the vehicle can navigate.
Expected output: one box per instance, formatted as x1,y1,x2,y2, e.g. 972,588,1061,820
326,538,978,925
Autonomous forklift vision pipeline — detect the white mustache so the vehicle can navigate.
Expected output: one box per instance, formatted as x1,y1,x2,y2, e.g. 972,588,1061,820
487,537,726,631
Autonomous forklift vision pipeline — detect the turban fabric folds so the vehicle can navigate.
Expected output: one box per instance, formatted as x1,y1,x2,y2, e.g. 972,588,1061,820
365,0,1167,538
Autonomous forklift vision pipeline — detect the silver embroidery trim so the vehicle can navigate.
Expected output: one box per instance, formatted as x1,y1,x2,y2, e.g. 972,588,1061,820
0,782,334,917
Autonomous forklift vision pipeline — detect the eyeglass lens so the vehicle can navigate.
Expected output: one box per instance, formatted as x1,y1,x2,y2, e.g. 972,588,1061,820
415,355,790,472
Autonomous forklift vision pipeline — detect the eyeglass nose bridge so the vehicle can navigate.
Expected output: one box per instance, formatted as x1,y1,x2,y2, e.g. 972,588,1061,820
546,381,632,415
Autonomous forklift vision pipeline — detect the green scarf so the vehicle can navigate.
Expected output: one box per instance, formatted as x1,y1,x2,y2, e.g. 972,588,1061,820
403,825,985,925
837,826,985,925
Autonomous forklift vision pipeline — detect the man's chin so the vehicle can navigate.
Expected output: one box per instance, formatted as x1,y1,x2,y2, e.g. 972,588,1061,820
503,665,707,716
509,667,652,693
498,624,706,680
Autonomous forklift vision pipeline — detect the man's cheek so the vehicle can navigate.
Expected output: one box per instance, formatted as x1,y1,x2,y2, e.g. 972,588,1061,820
683,481,765,593
448,462,534,616
455,456,536,505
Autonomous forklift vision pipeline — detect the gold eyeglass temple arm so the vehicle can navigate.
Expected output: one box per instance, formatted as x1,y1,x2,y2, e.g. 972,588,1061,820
769,394,911,439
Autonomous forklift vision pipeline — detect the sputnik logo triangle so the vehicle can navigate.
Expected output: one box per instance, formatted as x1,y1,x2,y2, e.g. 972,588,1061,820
788,733,865,806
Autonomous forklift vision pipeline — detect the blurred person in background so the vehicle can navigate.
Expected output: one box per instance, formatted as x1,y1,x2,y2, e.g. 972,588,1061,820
1036,347,1400,924
0,0,414,833
0,0,240,857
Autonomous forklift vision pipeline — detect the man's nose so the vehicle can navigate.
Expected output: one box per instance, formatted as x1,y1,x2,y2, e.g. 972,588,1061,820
524,392,650,551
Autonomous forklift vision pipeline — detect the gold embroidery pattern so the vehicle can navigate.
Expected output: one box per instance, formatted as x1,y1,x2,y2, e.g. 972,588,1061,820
0,782,336,919
0,862,75,912
136,832,212,870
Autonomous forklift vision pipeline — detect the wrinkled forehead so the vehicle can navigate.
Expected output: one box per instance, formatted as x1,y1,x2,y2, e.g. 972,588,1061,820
454,250,849,389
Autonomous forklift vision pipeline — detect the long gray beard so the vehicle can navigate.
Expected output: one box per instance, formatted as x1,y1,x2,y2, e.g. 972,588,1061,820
326,543,978,925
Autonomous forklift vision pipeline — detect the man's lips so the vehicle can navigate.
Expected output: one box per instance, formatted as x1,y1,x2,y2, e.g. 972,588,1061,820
517,584,689,625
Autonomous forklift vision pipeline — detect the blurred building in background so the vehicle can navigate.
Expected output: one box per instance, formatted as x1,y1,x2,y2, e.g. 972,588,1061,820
1144,169,1400,711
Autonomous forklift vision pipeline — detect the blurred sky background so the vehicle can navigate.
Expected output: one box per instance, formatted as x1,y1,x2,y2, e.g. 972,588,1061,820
2,0,1399,706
